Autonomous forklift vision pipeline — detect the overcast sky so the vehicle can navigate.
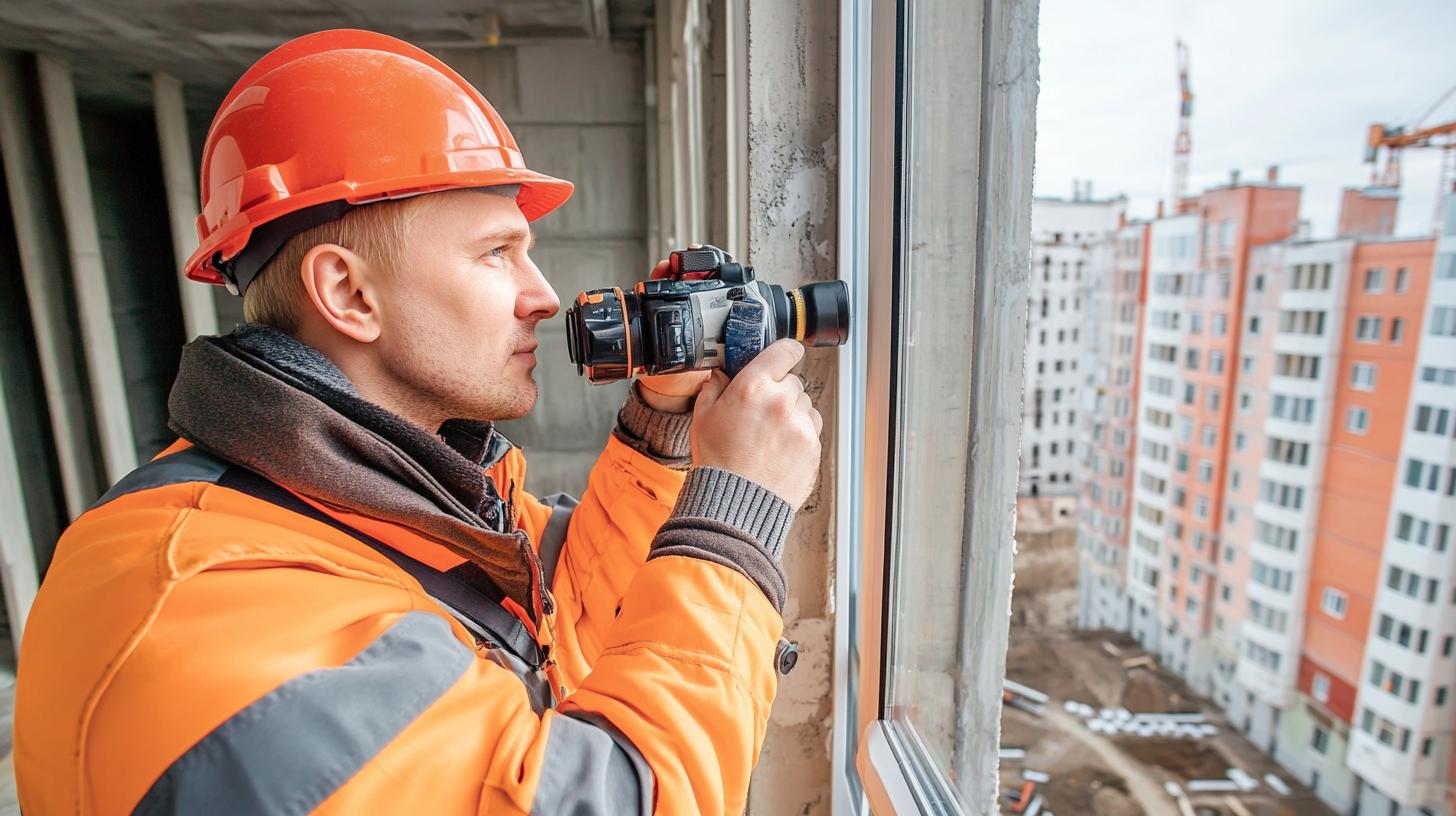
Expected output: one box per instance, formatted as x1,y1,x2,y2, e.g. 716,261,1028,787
1035,0,1456,237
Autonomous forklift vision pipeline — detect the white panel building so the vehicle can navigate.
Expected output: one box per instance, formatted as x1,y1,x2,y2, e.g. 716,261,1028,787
1021,190,1125,498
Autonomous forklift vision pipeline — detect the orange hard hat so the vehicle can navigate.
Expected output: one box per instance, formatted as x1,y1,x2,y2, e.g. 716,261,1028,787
184,29,574,294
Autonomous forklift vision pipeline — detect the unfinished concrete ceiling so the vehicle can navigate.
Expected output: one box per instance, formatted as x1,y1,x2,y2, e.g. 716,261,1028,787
0,0,653,107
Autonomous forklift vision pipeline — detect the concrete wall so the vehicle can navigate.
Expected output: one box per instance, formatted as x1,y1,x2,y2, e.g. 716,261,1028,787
79,105,186,464
742,0,839,810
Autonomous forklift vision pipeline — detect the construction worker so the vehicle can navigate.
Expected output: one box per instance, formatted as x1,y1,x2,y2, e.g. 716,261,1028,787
14,29,822,815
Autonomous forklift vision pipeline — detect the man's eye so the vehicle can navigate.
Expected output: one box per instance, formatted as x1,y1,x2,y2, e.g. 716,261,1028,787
485,246,507,260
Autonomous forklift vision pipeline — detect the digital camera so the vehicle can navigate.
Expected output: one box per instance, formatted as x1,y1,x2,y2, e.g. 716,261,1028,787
564,245,849,384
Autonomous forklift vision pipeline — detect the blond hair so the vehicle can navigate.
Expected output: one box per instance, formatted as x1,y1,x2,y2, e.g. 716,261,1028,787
242,197,428,331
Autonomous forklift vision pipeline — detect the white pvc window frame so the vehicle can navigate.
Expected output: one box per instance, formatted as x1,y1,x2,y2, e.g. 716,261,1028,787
831,0,1037,811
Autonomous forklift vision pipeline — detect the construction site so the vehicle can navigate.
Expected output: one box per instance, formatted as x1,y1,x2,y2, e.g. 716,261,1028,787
1003,501,1336,816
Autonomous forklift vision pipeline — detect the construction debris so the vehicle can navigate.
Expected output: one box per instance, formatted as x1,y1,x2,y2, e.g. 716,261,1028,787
1000,747,1027,761
1263,772,1292,795
1064,702,1218,740
1186,779,1239,792
1224,795,1255,816
1004,679,1050,717
1227,767,1259,792
1022,769,1050,783
1121,655,1155,670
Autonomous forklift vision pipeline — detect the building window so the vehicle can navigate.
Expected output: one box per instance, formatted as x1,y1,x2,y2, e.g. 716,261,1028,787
1395,266,1409,292
1351,362,1377,391
1241,354,1254,373
1312,674,1331,705
1235,432,1246,451
1429,307,1456,337
1347,407,1370,434
1390,317,1404,344
1413,404,1454,438
1363,267,1384,292
1321,587,1347,619
1355,315,1382,342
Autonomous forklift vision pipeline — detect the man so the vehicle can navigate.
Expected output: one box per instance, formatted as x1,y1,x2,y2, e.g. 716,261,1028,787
14,29,821,815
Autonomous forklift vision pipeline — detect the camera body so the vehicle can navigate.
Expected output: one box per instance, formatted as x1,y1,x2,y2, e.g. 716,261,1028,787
565,246,849,384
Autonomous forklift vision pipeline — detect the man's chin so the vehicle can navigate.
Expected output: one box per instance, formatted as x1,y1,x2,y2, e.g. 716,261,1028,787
491,383,538,421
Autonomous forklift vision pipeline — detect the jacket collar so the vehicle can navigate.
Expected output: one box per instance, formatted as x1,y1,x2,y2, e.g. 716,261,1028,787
166,324,546,617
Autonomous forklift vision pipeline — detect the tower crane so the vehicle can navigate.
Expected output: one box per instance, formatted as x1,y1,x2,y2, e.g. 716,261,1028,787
1365,84,1456,229
1171,40,1193,212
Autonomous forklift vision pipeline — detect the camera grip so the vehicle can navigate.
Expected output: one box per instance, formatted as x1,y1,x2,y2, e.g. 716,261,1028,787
723,299,766,378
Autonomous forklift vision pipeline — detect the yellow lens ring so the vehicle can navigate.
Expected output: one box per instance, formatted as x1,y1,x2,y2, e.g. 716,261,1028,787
789,289,807,342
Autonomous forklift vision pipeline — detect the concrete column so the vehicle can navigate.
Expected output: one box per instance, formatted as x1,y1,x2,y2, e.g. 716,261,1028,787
36,54,137,483
0,372,39,651
0,54,105,517
152,72,217,340
744,0,840,810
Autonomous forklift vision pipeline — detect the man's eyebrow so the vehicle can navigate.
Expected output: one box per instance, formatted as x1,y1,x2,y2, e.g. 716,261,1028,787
468,226,534,249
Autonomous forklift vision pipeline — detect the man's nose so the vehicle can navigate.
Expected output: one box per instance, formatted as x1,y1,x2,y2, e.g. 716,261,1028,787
518,256,560,320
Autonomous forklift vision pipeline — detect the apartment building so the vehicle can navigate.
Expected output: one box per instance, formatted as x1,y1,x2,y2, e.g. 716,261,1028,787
1077,218,1148,632
1086,178,1455,814
1340,203,1456,816
1022,191,1125,498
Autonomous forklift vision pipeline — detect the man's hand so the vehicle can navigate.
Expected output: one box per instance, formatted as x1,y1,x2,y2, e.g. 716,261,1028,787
690,339,823,510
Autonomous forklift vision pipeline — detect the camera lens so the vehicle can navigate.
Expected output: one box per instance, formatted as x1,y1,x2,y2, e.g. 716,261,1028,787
789,281,850,347
564,288,642,383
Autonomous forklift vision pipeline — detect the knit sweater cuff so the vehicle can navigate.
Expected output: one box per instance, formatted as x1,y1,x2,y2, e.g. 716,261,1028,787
669,467,794,561
614,381,693,464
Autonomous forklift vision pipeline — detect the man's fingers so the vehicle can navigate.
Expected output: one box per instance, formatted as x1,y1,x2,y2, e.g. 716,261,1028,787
798,393,823,436
695,369,729,413
650,259,671,279
737,339,805,383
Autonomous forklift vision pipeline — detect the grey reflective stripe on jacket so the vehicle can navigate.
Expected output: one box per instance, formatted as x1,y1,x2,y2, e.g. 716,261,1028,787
92,447,228,509
132,612,471,816
534,712,652,815
537,492,578,588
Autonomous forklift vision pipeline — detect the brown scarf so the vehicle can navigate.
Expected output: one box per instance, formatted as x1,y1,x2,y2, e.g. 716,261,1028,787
167,325,547,618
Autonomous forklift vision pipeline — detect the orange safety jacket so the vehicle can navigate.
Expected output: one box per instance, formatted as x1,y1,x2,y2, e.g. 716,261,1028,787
15,432,783,814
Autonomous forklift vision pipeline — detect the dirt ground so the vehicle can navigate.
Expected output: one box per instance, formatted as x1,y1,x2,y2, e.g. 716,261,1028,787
1042,766,1140,816
1116,737,1228,779
1000,629,1336,815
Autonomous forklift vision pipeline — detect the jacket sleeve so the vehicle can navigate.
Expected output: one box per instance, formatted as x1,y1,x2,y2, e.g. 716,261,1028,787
514,432,688,689
84,540,779,815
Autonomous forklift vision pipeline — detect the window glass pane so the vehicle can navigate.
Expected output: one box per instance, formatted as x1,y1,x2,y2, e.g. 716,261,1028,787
882,0,1002,804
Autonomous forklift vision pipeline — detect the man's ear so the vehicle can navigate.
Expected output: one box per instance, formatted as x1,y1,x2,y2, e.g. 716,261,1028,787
298,243,382,343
